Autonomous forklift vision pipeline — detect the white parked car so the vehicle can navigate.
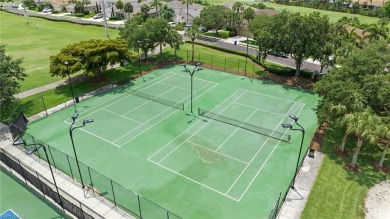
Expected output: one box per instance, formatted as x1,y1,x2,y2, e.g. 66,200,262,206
93,13,104,19
42,8,52,13
168,22,176,27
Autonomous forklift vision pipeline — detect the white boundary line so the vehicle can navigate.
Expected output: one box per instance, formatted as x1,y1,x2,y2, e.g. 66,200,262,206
157,81,191,92
102,109,143,125
187,140,249,164
242,89,306,105
155,90,248,164
215,108,257,152
64,120,121,147
122,86,176,116
117,82,218,146
149,160,240,201
236,103,305,201
233,102,285,117
225,102,298,195
147,89,243,161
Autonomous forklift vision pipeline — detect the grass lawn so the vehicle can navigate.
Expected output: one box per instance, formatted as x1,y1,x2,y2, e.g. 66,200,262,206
301,124,389,218
0,11,119,92
260,2,382,25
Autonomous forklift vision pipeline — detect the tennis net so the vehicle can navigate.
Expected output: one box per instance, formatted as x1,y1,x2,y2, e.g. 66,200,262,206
122,85,184,110
198,108,290,142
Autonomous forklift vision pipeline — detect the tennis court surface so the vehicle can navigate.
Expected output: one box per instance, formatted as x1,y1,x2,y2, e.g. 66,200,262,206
26,65,319,218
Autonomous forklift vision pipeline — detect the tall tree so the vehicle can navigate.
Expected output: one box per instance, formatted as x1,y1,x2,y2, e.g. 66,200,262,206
232,2,244,14
343,110,382,168
363,23,389,42
116,0,124,12
198,5,229,36
150,0,162,16
141,4,150,21
159,4,174,21
378,117,390,167
0,44,26,120
124,2,133,20
181,0,194,24
249,14,276,63
166,30,183,60
144,18,174,62
49,39,135,80
186,24,201,61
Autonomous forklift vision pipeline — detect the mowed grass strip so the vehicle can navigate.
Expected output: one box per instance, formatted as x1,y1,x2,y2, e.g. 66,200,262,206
0,11,119,92
260,2,383,25
301,125,389,219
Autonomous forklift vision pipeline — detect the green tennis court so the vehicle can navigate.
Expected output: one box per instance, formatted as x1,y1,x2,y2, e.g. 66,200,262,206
25,65,319,218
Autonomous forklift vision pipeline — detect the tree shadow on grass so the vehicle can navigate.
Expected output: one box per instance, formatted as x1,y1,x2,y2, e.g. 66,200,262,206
321,125,389,189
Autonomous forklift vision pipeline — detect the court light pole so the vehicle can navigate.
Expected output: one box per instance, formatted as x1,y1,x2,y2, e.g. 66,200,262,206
65,61,77,113
13,140,62,207
282,115,305,189
181,63,203,113
69,113,94,189
137,41,142,78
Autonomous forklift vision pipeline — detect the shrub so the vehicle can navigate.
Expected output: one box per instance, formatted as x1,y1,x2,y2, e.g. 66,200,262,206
74,13,84,17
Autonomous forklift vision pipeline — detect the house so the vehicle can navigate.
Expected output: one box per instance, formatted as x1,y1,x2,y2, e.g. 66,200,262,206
166,0,204,24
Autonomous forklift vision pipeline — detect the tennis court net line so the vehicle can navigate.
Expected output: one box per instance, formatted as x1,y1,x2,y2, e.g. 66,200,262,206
198,108,291,142
122,85,184,110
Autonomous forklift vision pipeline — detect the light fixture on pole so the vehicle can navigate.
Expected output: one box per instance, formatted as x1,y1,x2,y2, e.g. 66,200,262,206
69,113,94,189
282,115,305,189
13,140,62,207
65,61,77,113
181,63,203,113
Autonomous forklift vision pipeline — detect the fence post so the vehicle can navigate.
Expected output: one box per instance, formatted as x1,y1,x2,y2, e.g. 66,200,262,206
186,50,189,63
137,195,143,218
198,52,200,63
211,55,213,69
224,57,226,71
18,159,28,184
36,171,46,197
2,149,13,174
41,96,48,116
237,59,240,74
252,62,255,78
167,212,170,219
47,145,57,169
66,155,74,180
110,180,117,206
88,167,94,192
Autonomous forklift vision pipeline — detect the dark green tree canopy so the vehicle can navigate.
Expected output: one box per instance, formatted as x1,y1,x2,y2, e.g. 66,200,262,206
49,39,135,80
198,5,229,35
0,44,26,111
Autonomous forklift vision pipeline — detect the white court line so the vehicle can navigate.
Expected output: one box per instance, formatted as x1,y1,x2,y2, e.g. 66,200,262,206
102,109,143,125
71,73,176,121
64,120,121,147
157,81,191,92
155,90,247,164
225,102,298,195
236,103,305,201
117,82,218,146
215,107,257,152
149,160,240,201
122,86,176,116
241,89,306,105
187,140,249,164
147,89,242,161
172,71,218,85
233,102,285,117
114,87,177,142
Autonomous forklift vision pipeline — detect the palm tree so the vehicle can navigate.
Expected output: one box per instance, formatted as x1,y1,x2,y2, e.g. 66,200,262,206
378,118,390,167
140,4,150,20
343,110,382,168
124,2,133,20
232,2,244,14
116,0,124,19
363,23,389,42
181,0,193,25
150,0,162,17
186,24,200,62
159,4,174,21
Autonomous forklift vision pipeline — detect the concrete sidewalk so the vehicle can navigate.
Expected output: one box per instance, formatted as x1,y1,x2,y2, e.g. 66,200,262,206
0,132,134,219
278,152,324,219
